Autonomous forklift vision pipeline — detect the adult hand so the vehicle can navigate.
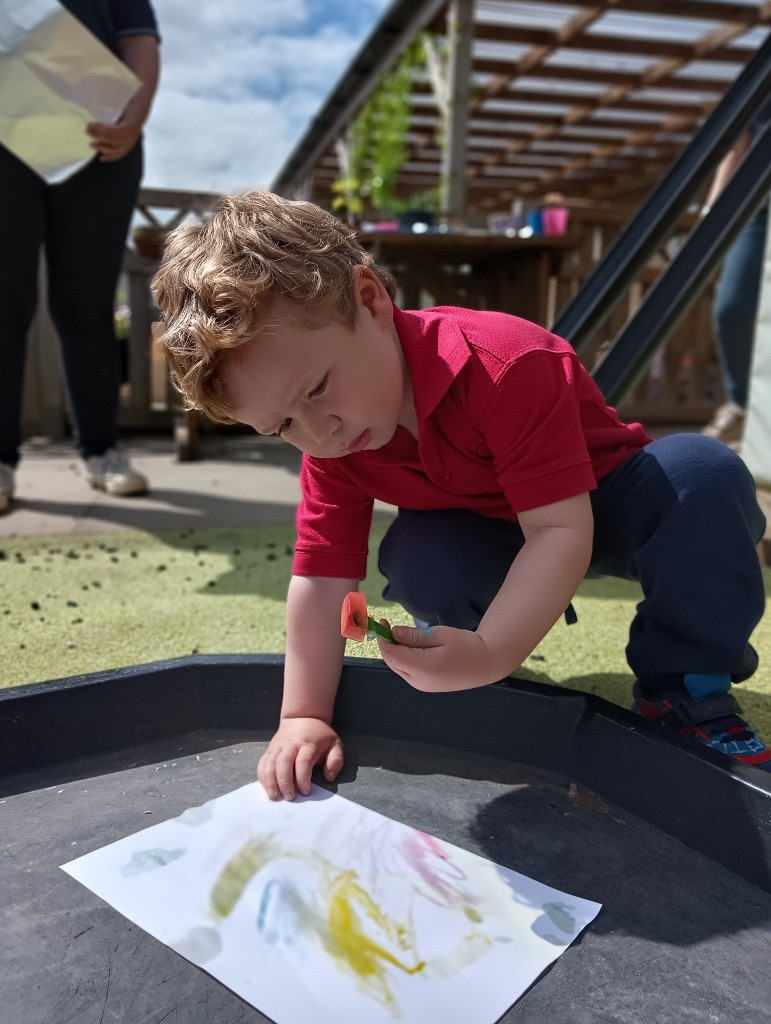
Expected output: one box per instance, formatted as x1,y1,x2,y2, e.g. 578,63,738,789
377,623,496,693
257,717,344,802
86,115,142,161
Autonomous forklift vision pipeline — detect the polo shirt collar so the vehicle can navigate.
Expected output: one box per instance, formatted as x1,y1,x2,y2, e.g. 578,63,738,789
393,306,471,421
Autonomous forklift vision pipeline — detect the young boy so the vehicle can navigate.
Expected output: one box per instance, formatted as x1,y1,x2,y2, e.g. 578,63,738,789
153,190,770,799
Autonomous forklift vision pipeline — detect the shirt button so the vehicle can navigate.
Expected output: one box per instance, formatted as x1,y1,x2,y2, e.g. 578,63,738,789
437,471,451,484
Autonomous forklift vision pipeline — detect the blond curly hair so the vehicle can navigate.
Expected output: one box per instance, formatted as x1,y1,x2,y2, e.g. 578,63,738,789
152,190,396,423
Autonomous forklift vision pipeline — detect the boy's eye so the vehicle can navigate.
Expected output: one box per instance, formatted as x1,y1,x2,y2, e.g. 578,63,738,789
309,374,328,398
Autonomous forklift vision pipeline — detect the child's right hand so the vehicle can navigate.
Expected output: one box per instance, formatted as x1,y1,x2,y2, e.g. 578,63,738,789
257,717,344,801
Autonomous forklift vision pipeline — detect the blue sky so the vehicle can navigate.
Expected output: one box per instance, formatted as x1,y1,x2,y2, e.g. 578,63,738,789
144,0,391,195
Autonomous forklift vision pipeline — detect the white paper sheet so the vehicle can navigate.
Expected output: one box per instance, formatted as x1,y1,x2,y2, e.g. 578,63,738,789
62,782,601,1024
0,0,139,182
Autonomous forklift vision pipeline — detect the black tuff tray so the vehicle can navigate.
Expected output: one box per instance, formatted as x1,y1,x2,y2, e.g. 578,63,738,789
2,655,770,1024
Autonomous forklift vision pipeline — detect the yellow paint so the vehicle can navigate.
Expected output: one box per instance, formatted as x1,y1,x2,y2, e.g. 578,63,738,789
209,837,284,918
207,833,498,1014
322,871,425,1011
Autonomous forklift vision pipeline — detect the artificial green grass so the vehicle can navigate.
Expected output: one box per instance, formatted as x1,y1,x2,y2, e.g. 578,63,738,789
2,518,771,741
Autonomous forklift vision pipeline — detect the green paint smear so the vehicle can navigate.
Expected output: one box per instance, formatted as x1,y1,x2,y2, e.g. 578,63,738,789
209,837,283,918
542,901,575,934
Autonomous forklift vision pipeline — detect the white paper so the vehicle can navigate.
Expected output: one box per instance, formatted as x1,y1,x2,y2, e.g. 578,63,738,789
0,0,139,182
62,782,601,1024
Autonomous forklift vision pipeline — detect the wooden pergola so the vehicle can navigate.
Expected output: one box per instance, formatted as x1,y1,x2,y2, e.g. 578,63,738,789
272,0,771,218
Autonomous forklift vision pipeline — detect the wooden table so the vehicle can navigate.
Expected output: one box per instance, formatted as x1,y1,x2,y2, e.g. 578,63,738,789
361,230,578,326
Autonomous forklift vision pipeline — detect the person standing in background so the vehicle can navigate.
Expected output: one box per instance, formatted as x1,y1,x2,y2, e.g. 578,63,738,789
702,99,771,448
0,0,161,513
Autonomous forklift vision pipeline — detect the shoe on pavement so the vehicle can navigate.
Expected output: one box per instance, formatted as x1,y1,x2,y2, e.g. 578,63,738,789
701,401,746,445
0,462,14,513
83,448,148,496
633,682,771,771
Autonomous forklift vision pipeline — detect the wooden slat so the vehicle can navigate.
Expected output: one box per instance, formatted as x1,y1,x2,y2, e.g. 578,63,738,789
467,14,752,193
288,0,770,214
472,21,756,63
473,60,733,94
494,0,769,22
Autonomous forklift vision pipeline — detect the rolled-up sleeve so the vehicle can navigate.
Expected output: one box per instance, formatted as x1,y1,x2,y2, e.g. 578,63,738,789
293,456,375,579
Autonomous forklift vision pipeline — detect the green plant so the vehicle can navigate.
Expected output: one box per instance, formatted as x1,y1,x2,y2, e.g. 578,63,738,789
332,35,434,218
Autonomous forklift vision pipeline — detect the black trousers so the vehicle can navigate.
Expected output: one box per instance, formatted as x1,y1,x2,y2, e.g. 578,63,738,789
0,142,142,464
379,434,766,694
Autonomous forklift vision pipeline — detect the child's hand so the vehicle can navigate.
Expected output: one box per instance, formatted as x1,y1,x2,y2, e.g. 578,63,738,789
257,717,344,801
376,623,496,692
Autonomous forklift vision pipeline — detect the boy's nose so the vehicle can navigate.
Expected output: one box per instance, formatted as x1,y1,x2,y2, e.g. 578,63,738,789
308,412,342,445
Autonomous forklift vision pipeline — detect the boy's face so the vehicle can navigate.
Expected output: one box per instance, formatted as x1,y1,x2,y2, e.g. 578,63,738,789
223,268,411,459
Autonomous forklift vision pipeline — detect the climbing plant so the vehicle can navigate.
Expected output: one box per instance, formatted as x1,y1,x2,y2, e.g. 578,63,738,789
332,34,439,219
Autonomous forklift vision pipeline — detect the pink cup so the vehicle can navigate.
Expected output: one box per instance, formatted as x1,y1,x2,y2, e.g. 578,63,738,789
542,205,569,235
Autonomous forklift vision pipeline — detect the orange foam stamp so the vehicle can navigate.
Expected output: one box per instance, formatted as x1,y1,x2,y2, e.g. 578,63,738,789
340,591,394,643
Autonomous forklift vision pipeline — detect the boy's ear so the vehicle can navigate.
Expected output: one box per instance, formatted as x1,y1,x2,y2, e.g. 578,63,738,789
353,266,393,327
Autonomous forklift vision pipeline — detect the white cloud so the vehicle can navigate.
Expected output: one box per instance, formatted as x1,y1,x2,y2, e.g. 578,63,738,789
144,0,390,194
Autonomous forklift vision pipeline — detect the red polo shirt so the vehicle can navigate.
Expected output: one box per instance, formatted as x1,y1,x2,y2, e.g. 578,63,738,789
293,306,650,579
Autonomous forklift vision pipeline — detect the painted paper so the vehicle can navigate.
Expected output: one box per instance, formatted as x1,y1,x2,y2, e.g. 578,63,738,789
62,783,601,1023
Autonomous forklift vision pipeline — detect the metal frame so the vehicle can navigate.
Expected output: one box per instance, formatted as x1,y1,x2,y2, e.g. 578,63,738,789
594,115,771,402
551,31,771,355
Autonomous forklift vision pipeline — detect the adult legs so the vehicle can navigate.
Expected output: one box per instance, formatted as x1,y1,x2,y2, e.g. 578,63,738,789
45,144,142,458
711,201,769,409
0,147,48,467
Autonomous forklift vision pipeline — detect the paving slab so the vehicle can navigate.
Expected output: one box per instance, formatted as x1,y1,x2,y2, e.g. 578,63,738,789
0,435,304,537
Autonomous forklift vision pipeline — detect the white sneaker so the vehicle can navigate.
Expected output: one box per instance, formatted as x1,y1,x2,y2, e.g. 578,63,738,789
0,463,14,513
702,401,746,445
83,448,148,496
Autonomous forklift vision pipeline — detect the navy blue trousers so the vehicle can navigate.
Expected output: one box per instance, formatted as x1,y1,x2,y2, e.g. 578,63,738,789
0,142,142,465
379,434,766,694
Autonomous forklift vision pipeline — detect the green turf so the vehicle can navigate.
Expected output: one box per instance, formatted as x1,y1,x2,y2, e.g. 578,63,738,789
2,519,770,741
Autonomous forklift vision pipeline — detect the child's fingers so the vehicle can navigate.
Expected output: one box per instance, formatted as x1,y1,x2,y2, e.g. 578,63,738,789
256,754,280,800
323,738,345,781
388,623,444,648
376,628,444,683
293,742,322,797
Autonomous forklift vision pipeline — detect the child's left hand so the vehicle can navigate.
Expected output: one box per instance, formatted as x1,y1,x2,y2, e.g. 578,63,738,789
376,622,496,692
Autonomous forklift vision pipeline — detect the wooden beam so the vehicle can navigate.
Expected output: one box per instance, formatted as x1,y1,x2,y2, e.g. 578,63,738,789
472,22,755,64
471,3,619,107
441,0,474,217
472,60,731,95
469,12,752,190
505,0,766,21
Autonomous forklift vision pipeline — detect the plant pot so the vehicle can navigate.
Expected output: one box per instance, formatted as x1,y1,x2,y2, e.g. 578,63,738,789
132,225,171,259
